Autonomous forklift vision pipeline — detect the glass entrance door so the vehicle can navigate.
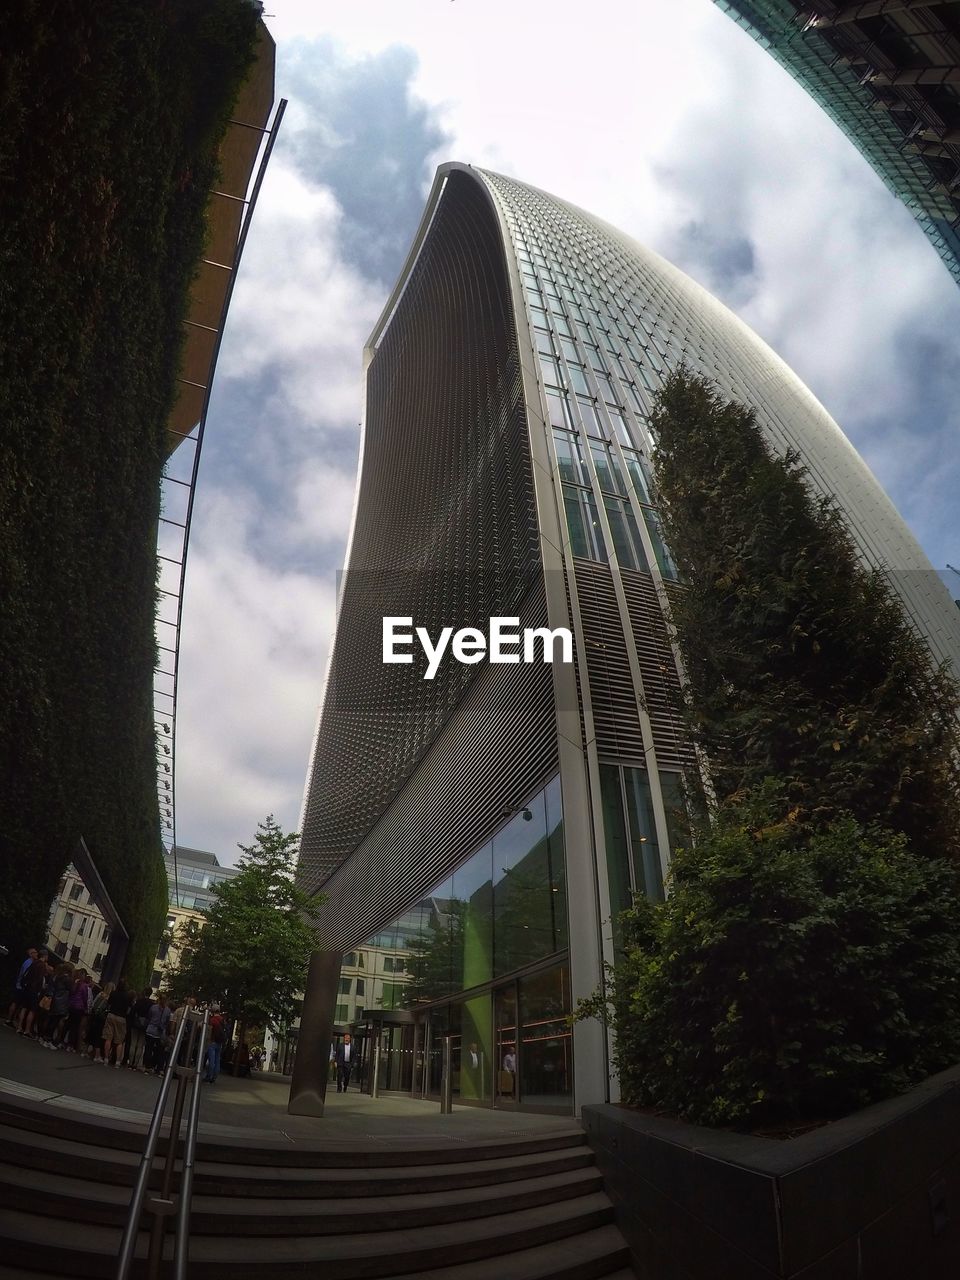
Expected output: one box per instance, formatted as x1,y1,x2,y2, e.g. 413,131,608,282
494,984,519,1106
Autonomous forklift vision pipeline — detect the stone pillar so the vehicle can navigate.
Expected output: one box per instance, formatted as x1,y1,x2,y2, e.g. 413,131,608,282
287,949,343,1117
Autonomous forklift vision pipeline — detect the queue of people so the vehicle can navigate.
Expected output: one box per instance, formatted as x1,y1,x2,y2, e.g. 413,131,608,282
4,946,218,1077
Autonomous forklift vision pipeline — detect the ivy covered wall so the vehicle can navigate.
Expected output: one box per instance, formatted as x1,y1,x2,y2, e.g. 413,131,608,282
0,1,261,983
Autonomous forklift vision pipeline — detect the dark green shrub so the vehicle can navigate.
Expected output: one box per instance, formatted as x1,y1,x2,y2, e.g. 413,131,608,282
0,2,259,985
584,785,960,1128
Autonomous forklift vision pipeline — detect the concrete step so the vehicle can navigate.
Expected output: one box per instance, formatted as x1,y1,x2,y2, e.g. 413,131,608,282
192,1142,597,1197
0,1120,593,1194
387,1226,633,1280
0,1192,616,1277
0,1233,633,1280
0,1159,604,1234
0,1097,586,1167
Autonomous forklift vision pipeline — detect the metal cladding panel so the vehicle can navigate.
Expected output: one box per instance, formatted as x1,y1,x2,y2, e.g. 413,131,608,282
298,170,546,906
308,583,558,950
481,169,960,678
621,572,698,774
572,559,646,762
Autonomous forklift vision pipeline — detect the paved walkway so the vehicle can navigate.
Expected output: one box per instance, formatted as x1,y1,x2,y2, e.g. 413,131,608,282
0,1026,577,1147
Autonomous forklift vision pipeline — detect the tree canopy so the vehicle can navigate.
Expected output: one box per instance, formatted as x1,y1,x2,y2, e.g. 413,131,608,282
580,369,960,1129
650,368,960,856
165,817,320,1031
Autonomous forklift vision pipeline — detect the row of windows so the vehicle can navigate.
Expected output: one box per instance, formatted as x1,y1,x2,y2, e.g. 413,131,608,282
59,911,110,942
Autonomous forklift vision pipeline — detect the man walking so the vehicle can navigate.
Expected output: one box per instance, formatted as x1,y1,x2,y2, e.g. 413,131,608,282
335,1032,357,1093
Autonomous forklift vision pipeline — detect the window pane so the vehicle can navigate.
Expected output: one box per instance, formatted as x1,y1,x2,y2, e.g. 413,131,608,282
624,769,664,902
590,442,627,495
539,354,561,387
519,965,572,1107
493,792,558,975
452,843,493,989
604,497,648,571
641,507,679,581
625,453,654,505
545,773,567,953
554,431,588,486
546,392,573,431
600,764,632,936
563,485,606,561
568,365,590,396
575,398,603,437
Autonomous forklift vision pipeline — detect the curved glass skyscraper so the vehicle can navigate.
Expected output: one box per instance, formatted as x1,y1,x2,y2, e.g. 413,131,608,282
291,165,960,1116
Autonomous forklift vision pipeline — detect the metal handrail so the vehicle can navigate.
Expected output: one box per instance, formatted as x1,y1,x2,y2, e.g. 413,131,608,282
173,1008,210,1280
115,1008,209,1280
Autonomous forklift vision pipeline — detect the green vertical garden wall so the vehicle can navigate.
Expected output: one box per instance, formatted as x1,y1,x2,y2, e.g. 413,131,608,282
0,0,260,983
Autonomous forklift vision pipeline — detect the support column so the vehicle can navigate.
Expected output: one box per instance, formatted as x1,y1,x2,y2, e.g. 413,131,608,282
287,949,342,1116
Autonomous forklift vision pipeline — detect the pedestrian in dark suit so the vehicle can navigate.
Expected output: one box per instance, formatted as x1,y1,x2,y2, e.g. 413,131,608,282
335,1033,357,1093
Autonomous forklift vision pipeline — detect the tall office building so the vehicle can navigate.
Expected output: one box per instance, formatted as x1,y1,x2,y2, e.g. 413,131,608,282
713,1,960,285
293,165,960,1115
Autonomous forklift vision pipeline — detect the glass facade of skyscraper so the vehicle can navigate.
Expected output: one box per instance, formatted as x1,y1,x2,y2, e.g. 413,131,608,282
294,164,960,1115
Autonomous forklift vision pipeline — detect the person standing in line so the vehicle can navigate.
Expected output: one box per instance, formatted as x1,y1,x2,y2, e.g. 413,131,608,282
64,970,92,1052
5,947,37,1028
43,963,74,1049
102,980,131,1068
335,1033,356,1093
16,950,50,1038
126,987,153,1070
203,1004,225,1083
87,983,112,1062
144,993,171,1074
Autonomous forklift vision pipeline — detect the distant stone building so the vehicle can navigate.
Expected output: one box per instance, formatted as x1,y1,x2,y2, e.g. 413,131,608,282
151,846,239,990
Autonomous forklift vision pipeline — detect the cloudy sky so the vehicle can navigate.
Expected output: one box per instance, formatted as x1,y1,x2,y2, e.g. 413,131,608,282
172,0,960,864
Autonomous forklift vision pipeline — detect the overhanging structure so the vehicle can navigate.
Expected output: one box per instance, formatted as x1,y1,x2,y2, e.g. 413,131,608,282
715,0,960,284
153,20,285,877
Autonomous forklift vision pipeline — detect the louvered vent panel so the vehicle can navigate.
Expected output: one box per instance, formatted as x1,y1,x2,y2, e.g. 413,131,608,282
621,570,695,772
573,559,645,761
298,171,542,896
308,584,558,949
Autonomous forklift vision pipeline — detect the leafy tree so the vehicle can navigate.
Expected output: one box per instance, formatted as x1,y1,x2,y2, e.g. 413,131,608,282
650,369,960,857
577,371,960,1128
579,785,960,1128
165,817,320,1035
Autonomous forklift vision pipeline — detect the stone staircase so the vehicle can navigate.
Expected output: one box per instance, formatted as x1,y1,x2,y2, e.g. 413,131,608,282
0,1095,635,1279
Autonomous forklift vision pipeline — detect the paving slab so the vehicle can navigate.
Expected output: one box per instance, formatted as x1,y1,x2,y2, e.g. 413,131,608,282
0,1026,577,1147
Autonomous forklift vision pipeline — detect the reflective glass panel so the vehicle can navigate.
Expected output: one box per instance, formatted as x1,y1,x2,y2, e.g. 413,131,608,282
554,431,589,486
493,791,557,976
452,842,493,990
590,441,627,495
519,966,572,1108
624,769,664,902
563,485,606,561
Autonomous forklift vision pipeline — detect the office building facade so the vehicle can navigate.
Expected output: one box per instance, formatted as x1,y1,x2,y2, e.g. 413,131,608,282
293,165,960,1115
714,0,960,285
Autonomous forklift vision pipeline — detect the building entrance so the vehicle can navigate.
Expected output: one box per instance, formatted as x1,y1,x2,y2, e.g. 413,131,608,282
357,1011,416,1094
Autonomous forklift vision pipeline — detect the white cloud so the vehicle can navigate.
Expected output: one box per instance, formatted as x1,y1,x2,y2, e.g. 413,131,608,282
219,162,381,432
175,491,336,860
172,0,960,859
